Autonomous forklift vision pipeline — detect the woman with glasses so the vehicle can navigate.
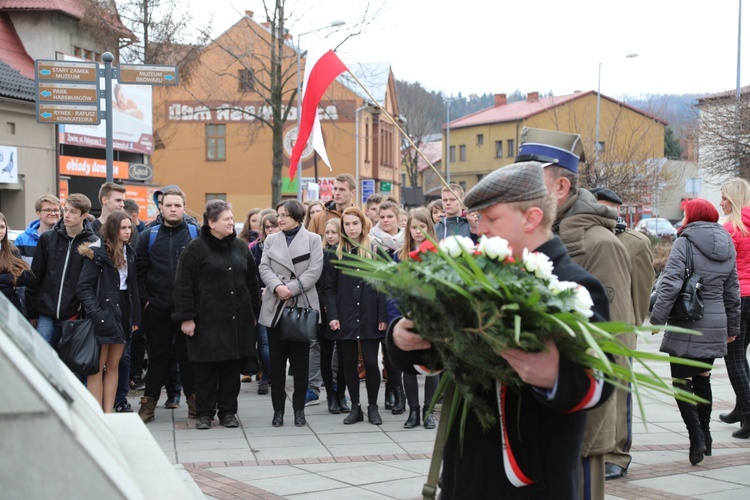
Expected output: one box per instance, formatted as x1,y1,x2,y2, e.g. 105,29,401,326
259,200,324,427
249,213,280,395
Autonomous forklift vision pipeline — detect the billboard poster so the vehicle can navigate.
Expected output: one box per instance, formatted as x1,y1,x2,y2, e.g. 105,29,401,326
123,184,157,222
58,54,153,154
59,155,128,179
0,145,18,184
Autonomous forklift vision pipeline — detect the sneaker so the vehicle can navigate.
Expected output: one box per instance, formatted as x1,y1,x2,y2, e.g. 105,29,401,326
164,394,180,409
196,416,212,430
221,414,239,428
241,374,252,383
304,389,320,406
114,400,133,413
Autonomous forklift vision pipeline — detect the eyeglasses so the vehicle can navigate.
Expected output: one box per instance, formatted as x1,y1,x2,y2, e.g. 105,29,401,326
264,225,278,230
276,213,289,219
40,209,61,214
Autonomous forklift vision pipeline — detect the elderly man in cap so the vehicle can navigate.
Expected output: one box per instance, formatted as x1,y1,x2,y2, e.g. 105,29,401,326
387,162,613,499
590,186,655,479
517,128,636,496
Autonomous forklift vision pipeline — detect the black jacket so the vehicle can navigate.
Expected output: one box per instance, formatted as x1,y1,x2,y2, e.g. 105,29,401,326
25,219,98,320
172,227,261,364
0,248,32,313
387,236,612,499
135,219,196,312
324,248,387,341
77,239,141,343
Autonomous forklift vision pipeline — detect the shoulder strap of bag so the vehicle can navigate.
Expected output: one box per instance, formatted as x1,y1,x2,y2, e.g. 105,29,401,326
684,239,694,279
295,277,311,309
422,383,454,500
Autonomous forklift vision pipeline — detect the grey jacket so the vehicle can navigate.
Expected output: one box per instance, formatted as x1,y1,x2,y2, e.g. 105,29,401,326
652,221,741,359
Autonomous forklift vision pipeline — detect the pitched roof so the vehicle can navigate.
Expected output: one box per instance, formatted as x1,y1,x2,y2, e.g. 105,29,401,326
697,85,750,104
0,59,35,101
448,91,667,129
0,0,84,19
0,12,34,79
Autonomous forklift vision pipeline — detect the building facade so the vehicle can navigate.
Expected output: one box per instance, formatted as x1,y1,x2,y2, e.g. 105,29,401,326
151,12,401,217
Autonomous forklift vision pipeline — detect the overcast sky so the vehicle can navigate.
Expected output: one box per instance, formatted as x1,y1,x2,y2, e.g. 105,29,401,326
195,0,748,99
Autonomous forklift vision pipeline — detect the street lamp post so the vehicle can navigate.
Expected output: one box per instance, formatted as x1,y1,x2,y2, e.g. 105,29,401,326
445,95,453,184
296,20,345,201
595,53,638,169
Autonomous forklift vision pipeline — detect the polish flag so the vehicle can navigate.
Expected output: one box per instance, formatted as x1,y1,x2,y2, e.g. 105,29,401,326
289,35,348,180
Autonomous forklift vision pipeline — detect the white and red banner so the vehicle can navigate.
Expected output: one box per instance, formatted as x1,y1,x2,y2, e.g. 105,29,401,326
289,35,348,180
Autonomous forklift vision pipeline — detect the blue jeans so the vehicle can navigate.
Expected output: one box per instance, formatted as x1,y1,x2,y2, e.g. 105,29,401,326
257,323,271,382
115,340,132,405
37,315,63,349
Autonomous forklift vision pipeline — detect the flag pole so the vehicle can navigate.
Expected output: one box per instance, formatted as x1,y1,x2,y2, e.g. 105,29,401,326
345,70,466,208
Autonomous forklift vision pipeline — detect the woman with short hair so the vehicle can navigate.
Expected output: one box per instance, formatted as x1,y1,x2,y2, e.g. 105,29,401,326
173,200,261,430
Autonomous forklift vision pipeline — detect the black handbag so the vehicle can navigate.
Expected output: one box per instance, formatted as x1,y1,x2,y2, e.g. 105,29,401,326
278,280,319,343
59,316,101,375
668,241,705,321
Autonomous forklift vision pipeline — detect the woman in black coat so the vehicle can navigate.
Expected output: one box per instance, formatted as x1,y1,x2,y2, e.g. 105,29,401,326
173,200,261,430
0,212,32,313
325,207,387,425
77,211,140,412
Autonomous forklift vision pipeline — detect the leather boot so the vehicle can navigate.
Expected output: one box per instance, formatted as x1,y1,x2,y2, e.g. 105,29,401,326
392,386,406,415
187,394,196,419
676,380,706,465
368,404,383,425
338,394,351,413
327,397,341,414
423,405,436,429
719,406,741,424
732,420,750,439
343,404,363,424
692,374,713,455
404,406,420,429
384,383,395,410
138,396,157,423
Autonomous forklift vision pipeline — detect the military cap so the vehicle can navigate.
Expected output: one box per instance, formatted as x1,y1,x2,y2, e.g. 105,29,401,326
464,161,548,212
589,187,623,205
515,127,585,174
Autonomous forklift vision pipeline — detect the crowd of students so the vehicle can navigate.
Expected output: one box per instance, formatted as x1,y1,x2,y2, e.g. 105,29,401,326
0,173,476,430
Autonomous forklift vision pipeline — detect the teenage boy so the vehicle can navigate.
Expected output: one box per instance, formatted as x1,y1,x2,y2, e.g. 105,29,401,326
14,194,62,264
25,194,98,347
90,182,126,236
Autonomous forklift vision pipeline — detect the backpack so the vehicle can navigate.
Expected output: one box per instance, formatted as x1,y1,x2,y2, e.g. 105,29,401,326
147,223,198,254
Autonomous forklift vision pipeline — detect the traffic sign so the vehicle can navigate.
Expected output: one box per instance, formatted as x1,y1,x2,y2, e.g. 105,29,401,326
118,64,178,85
36,103,100,124
36,60,98,82
37,82,99,103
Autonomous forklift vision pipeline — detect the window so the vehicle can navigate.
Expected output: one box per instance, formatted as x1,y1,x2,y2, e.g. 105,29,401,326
238,69,255,92
507,139,515,158
206,193,227,202
459,145,466,161
206,124,226,161
477,134,484,145
477,174,484,182
495,140,503,158
7,122,15,135
596,141,605,153
449,145,456,163
459,181,467,191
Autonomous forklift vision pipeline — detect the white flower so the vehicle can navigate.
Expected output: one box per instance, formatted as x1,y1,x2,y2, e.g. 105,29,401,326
522,249,554,280
439,236,476,258
549,279,578,295
572,285,595,318
478,236,512,261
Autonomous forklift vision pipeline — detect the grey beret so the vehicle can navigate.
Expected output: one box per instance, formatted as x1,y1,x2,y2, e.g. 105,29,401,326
589,187,623,205
464,161,548,212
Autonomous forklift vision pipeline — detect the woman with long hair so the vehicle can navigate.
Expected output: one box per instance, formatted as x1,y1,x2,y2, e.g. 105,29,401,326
0,212,32,312
718,177,750,438
238,208,262,244
651,198,741,465
394,208,439,429
305,200,325,230
77,211,140,412
249,212,280,395
326,207,387,425
427,199,445,225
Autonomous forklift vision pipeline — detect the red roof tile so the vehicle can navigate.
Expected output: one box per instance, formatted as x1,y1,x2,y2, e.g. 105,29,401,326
0,12,34,79
448,91,666,129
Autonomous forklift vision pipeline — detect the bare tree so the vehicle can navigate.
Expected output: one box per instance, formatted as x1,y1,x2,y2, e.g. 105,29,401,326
694,87,750,180
396,80,443,187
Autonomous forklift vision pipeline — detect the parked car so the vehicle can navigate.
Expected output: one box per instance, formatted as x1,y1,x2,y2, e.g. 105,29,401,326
636,218,677,241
